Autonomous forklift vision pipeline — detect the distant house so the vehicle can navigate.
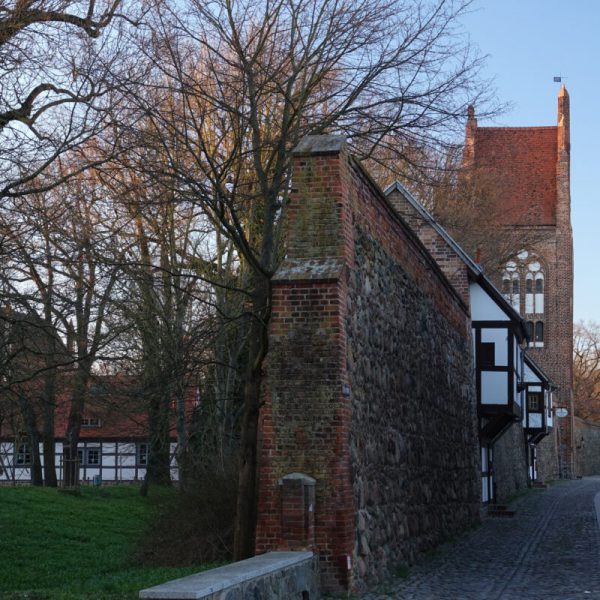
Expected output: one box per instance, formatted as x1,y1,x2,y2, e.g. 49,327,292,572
0,377,198,484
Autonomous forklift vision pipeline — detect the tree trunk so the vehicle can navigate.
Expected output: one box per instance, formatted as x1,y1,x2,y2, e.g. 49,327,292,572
63,364,89,488
233,274,270,561
42,369,57,487
17,393,43,486
140,385,172,496
30,429,43,486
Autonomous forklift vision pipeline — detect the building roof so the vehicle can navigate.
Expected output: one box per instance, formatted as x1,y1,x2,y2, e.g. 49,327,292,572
0,375,198,441
384,180,528,339
524,352,556,390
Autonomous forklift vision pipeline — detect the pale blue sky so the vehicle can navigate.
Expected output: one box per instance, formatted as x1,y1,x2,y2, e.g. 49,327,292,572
461,1,599,323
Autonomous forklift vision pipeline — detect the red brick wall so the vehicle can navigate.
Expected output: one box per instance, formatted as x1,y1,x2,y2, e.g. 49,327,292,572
255,137,476,591
471,127,558,226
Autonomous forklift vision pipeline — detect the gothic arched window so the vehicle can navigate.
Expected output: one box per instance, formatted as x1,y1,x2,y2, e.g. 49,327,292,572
526,261,544,317
501,252,546,347
502,261,520,312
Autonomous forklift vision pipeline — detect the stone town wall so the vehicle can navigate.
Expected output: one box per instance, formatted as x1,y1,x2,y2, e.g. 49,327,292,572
347,228,480,587
255,136,480,593
492,423,529,502
575,417,600,476
535,427,559,482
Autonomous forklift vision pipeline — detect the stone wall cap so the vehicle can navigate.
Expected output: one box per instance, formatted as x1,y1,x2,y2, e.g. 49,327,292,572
279,472,317,485
139,551,314,599
292,134,347,156
273,257,345,282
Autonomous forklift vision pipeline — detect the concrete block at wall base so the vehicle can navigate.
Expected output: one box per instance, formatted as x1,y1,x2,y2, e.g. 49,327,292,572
139,551,320,600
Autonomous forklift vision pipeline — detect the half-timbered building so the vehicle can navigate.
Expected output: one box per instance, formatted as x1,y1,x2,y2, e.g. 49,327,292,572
0,378,193,484
385,180,552,503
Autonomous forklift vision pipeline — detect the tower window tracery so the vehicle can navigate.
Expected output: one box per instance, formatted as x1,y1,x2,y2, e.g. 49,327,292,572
501,250,545,347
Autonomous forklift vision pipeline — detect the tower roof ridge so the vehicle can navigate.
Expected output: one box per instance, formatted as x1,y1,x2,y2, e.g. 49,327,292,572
476,125,557,131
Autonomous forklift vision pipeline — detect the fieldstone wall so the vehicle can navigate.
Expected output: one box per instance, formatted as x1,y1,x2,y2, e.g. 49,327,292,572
575,417,600,476
256,135,481,593
493,423,528,502
347,230,480,586
536,428,559,482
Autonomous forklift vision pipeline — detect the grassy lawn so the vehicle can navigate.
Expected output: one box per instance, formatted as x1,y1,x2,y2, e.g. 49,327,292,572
0,485,213,600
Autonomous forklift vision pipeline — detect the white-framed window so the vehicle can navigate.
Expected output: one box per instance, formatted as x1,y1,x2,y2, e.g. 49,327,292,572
137,443,149,466
78,447,101,466
15,443,31,465
81,417,102,428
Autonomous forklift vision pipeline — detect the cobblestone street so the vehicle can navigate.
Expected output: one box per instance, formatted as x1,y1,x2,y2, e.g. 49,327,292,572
360,477,600,600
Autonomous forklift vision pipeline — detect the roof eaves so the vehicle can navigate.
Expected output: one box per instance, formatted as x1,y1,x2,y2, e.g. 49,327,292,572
524,352,557,390
383,180,528,340
383,181,482,277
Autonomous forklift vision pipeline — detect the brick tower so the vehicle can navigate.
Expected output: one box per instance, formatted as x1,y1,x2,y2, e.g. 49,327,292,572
464,86,574,479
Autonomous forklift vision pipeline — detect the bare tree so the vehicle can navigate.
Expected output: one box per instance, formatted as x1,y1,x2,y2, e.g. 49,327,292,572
0,0,144,198
123,0,496,559
0,164,124,487
91,131,232,491
0,190,75,486
574,322,600,422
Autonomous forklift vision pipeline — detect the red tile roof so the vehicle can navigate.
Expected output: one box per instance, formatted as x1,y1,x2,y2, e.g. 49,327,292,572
473,126,558,226
0,375,198,441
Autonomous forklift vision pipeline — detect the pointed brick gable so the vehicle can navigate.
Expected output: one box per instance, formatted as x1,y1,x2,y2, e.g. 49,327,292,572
472,125,558,226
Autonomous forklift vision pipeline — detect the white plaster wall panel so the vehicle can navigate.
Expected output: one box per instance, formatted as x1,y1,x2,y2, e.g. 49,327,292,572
470,283,511,321
529,413,543,429
119,467,136,480
103,454,116,467
481,371,508,404
15,468,30,480
524,362,537,383
119,454,136,467
482,328,508,366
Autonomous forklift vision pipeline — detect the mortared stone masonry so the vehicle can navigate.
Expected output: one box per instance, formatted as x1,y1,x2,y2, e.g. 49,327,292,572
255,136,480,592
